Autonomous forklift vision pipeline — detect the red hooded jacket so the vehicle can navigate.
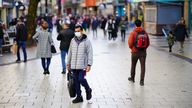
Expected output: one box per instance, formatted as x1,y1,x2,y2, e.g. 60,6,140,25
128,27,150,53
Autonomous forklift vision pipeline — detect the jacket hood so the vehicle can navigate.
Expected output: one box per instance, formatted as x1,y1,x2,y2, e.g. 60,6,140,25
134,27,144,32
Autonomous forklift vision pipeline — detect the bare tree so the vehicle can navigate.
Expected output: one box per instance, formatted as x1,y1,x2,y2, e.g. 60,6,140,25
27,0,40,44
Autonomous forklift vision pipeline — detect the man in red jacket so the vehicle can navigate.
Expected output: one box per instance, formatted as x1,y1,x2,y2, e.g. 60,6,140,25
128,19,150,86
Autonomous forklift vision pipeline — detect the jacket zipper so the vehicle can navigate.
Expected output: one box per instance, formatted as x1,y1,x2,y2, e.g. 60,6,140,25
75,43,79,69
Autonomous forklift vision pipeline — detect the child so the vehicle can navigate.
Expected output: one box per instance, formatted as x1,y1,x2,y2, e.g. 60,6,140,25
167,31,174,52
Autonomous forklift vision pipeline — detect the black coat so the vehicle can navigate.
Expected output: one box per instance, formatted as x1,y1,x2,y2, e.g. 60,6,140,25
174,24,188,42
0,26,4,39
16,23,27,42
101,19,107,29
57,28,74,52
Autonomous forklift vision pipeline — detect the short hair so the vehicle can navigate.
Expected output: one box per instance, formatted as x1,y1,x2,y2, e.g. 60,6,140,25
64,20,70,27
169,31,173,34
75,25,83,31
134,19,142,27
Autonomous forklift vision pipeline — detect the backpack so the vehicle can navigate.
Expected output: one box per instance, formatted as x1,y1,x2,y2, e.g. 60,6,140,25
134,30,148,50
108,22,113,30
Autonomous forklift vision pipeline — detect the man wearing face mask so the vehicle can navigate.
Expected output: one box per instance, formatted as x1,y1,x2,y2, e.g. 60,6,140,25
67,25,93,103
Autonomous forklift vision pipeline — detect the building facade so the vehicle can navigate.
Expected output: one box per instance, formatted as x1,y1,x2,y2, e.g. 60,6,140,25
0,0,14,26
127,0,191,35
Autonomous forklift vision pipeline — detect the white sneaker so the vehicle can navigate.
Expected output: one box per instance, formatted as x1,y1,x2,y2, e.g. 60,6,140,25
0,54,3,57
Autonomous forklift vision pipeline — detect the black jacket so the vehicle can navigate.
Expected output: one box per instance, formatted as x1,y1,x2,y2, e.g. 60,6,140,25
174,24,188,42
0,26,4,39
16,23,27,42
57,28,74,52
101,18,107,29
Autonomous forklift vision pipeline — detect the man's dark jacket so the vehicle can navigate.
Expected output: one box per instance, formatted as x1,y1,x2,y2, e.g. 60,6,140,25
16,23,27,42
57,28,74,52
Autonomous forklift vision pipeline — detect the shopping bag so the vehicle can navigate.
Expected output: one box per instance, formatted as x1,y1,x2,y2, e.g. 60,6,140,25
67,71,76,98
11,43,18,55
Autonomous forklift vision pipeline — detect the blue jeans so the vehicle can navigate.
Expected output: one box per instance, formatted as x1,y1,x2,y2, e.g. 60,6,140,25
17,41,27,61
72,70,91,97
61,50,67,71
0,39,3,48
41,58,51,71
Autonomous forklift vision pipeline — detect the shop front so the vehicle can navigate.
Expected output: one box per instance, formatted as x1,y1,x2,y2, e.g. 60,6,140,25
144,3,182,35
127,0,185,35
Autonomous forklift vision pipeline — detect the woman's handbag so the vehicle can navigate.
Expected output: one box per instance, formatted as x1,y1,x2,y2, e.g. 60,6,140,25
51,45,57,53
67,71,76,98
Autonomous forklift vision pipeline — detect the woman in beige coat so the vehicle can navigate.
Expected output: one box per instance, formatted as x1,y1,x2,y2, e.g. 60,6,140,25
33,21,54,74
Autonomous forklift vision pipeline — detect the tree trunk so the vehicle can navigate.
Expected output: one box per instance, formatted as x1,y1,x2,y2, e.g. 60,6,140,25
26,0,40,46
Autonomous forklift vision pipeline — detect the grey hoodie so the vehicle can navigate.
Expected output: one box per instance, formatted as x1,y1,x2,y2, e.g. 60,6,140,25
67,34,93,70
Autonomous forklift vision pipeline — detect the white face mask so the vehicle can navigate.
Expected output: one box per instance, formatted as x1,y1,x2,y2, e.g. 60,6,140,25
75,32,82,38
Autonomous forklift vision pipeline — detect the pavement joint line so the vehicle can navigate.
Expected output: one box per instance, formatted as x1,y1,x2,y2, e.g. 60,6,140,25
0,52,61,66
150,45,192,64
171,53,192,64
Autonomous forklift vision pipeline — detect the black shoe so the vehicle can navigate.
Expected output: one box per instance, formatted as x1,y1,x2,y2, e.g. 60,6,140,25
16,60,21,63
128,77,135,83
46,70,50,74
43,71,47,75
140,81,144,86
86,88,92,100
24,60,27,62
72,96,83,104
61,70,66,74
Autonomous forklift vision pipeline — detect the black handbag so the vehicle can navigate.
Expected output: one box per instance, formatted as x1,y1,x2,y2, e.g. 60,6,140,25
67,71,76,98
51,45,57,53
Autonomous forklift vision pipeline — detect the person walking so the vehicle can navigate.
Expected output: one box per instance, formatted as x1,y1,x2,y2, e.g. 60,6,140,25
105,16,118,41
119,16,127,42
174,20,189,53
33,21,54,75
57,22,74,74
0,23,4,56
128,19,150,86
91,16,99,38
100,16,107,38
15,19,27,62
67,25,93,103
167,31,174,52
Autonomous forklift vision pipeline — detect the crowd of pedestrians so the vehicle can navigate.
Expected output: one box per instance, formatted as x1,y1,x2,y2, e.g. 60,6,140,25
0,13,191,104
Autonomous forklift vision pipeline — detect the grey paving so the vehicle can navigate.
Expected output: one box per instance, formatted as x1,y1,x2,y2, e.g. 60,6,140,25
0,29,192,108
